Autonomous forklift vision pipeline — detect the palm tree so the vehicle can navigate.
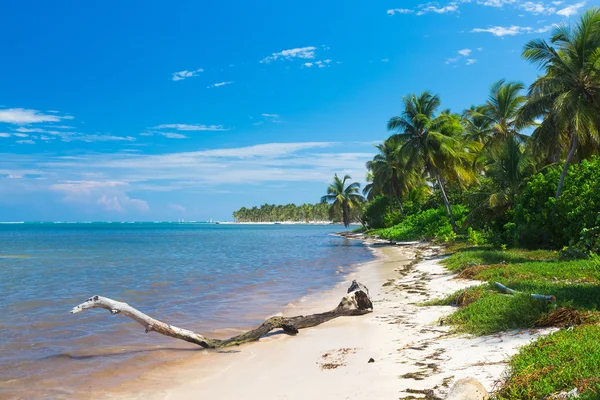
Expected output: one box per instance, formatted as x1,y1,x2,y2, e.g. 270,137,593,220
462,105,493,145
521,8,600,198
469,136,534,223
321,174,364,227
365,136,420,214
464,80,529,157
388,92,475,232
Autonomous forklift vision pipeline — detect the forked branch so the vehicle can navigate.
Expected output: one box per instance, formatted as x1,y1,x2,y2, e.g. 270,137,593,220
71,280,373,349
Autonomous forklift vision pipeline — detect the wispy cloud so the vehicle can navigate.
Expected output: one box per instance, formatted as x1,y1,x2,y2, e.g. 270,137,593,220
471,25,550,36
0,108,73,125
207,81,234,88
387,2,459,16
556,1,585,16
519,1,556,14
63,134,135,143
417,2,459,15
51,180,149,213
153,123,228,131
303,59,333,68
0,133,11,138
446,48,476,66
387,8,414,15
260,46,317,63
477,0,519,7
16,139,35,145
172,68,204,81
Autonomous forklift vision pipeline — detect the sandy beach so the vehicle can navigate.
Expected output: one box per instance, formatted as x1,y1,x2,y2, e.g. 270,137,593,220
83,242,554,400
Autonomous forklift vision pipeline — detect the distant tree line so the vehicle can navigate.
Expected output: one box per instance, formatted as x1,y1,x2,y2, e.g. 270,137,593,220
232,203,360,223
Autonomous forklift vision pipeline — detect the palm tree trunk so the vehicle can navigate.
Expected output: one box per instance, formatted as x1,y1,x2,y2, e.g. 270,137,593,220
342,203,350,227
392,175,404,216
436,174,457,233
555,133,578,199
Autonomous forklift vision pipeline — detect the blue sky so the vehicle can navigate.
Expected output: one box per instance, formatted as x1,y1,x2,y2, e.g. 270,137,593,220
0,0,593,221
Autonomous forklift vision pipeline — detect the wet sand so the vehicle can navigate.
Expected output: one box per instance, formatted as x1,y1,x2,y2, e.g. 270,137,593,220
83,243,555,399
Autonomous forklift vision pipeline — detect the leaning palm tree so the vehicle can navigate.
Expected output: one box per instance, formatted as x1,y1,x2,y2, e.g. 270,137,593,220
521,8,600,198
321,174,364,227
388,92,475,232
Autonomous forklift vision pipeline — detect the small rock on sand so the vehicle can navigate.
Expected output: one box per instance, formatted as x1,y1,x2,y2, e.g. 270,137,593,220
445,377,488,400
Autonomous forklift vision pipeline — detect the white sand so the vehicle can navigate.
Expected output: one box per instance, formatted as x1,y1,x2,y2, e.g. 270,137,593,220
104,244,555,399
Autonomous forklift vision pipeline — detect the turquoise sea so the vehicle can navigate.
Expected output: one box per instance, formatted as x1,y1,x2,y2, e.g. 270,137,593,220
0,223,373,399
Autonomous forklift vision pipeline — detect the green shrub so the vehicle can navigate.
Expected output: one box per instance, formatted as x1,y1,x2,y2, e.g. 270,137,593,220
514,157,600,250
383,209,404,228
361,195,390,229
467,227,488,246
373,205,468,241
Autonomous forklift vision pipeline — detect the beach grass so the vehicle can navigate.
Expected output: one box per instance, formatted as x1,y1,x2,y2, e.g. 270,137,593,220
430,246,600,398
494,324,600,399
434,247,600,335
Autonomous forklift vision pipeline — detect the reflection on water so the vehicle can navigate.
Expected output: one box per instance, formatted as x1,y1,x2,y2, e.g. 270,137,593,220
0,223,373,398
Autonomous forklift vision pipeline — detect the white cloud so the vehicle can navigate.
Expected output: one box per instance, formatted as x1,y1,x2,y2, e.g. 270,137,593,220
159,132,187,139
552,1,563,4
477,0,518,7
207,81,234,88
446,49,475,65
172,68,204,81
519,1,555,13
97,195,149,213
466,58,477,65
471,25,532,36
16,139,35,144
315,60,332,68
62,134,135,143
0,108,72,125
472,24,553,36
13,133,29,138
261,46,317,63
387,8,414,15
0,142,376,210
416,2,459,15
154,124,228,131
0,133,10,138
51,180,149,214
262,113,280,118
556,1,585,16
303,62,313,67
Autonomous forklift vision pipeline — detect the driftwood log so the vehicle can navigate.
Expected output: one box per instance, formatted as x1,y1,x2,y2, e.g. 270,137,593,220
495,282,556,302
71,280,373,349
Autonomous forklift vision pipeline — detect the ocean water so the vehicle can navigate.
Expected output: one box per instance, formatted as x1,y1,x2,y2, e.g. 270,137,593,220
0,223,373,399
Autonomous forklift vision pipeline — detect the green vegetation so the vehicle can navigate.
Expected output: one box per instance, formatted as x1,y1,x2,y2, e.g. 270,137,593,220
232,203,333,222
320,174,364,227
496,325,600,399
431,246,600,398
335,10,600,258
230,9,600,398
311,10,600,399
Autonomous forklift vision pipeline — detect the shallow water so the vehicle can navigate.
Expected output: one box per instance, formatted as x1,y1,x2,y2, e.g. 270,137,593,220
0,223,372,399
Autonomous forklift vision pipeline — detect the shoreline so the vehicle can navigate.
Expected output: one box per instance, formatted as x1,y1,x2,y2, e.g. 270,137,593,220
87,241,553,399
